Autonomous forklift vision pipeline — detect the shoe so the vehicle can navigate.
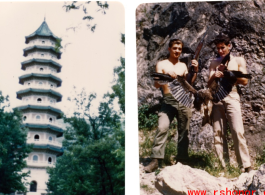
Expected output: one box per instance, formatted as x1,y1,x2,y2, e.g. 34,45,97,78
245,167,253,173
144,159,158,173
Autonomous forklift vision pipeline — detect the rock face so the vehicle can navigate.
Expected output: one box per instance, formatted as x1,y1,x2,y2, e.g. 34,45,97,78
155,163,265,195
136,1,265,157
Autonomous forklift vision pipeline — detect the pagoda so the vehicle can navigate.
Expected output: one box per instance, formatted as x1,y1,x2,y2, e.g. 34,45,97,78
16,19,63,195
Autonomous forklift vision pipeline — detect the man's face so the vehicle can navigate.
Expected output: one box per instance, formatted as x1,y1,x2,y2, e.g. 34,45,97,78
216,42,231,58
168,43,182,59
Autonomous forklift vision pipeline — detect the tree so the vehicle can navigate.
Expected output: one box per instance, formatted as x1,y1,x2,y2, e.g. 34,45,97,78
47,92,125,195
0,92,32,194
63,1,109,32
105,33,125,114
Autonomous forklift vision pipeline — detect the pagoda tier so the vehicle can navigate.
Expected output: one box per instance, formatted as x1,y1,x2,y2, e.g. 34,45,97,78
16,105,63,118
19,73,62,87
23,45,62,59
21,58,62,72
22,123,64,137
25,21,60,44
17,88,62,102
32,145,63,155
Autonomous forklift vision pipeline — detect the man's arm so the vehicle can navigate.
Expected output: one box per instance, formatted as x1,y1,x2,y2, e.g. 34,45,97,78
207,61,224,87
154,62,163,88
236,57,248,86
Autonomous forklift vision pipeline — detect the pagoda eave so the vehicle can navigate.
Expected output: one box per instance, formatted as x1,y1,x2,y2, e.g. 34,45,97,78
25,35,59,44
16,105,63,119
22,123,64,137
32,144,64,156
21,58,62,72
17,88,62,102
23,45,62,59
19,73,62,87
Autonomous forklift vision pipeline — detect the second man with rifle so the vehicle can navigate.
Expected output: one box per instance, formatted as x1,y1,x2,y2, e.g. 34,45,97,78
208,34,252,172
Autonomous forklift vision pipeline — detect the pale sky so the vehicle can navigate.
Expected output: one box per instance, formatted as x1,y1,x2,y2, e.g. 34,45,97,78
0,1,125,116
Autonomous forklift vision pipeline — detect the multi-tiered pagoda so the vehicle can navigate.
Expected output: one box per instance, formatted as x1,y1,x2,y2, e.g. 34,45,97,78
16,19,63,195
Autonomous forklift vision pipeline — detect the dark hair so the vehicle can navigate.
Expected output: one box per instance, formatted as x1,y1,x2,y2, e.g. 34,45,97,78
168,39,184,48
214,34,230,45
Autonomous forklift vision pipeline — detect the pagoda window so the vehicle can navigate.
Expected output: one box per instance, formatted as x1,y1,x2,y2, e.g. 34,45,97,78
49,136,53,142
50,84,54,88
49,118,53,123
30,181,37,192
28,82,30,86
23,116,27,121
48,157,52,164
33,155,38,162
50,99,54,104
36,115,41,121
39,82,43,86
41,53,44,57
42,41,45,44
40,68,43,72
37,98,42,103
34,135,39,141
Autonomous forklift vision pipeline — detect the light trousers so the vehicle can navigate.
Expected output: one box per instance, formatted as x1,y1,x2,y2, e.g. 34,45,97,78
213,91,251,168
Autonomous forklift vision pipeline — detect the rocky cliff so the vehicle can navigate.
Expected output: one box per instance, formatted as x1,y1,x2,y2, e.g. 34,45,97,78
136,1,265,158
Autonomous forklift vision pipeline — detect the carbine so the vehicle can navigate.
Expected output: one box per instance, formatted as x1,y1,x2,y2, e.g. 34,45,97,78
187,27,209,84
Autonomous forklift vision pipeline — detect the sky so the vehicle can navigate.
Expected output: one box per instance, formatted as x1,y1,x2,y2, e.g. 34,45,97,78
0,1,125,116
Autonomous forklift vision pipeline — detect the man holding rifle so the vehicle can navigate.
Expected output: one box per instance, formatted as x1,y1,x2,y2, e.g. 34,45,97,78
208,34,252,172
144,39,198,173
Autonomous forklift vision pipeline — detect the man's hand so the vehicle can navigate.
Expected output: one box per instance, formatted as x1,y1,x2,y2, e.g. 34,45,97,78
214,66,224,78
165,70,177,79
217,64,227,71
191,59,199,72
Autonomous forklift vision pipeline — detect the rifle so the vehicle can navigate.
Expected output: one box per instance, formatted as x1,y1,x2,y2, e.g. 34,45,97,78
187,28,208,84
210,52,252,102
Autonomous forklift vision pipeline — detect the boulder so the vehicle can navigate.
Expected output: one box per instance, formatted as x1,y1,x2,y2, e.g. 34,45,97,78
155,163,259,195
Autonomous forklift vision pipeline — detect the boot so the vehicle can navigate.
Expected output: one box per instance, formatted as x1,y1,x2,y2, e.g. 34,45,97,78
144,159,158,173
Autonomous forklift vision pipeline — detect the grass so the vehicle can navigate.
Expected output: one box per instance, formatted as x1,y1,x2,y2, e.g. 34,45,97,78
254,144,265,169
140,183,156,194
187,150,241,178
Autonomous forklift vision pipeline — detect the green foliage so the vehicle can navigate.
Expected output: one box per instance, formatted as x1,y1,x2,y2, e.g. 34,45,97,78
47,91,124,195
63,1,109,32
121,33,125,45
55,38,62,53
255,144,265,168
0,92,33,194
139,129,155,157
155,168,161,176
188,150,241,178
139,128,177,165
164,139,177,165
138,104,158,130
96,1,109,14
140,183,155,193
105,34,125,114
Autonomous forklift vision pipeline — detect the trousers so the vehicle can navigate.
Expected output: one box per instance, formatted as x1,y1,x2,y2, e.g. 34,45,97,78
212,90,251,168
151,93,192,159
